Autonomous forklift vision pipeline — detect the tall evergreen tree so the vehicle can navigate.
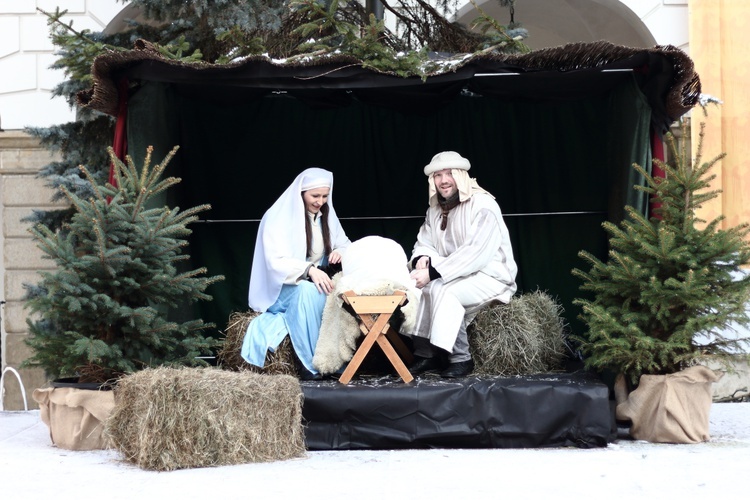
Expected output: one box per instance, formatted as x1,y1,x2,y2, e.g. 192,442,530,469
572,123,750,386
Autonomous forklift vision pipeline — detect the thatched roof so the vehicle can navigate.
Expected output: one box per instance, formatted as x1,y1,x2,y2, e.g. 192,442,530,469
79,39,699,133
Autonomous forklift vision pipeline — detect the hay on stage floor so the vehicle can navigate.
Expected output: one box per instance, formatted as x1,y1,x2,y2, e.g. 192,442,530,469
218,310,297,376
106,366,305,471
470,290,566,376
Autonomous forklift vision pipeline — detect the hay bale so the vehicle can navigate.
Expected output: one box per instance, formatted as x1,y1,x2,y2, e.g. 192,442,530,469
106,367,305,471
470,290,567,376
217,310,297,376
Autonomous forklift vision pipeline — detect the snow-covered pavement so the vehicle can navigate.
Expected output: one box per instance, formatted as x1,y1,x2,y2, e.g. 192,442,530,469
1,403,748,499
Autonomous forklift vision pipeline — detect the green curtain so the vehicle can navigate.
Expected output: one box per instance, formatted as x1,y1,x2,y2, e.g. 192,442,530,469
127,76,651,340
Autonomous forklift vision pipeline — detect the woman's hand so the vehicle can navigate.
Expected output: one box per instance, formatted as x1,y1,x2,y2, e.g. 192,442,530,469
309,266,334,294
328,250,343,265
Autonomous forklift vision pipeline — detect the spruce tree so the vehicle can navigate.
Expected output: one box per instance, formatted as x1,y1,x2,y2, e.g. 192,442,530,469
572,122,750,386
23,146,224,384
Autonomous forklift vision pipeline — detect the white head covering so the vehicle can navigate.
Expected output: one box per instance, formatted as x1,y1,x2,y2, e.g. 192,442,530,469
424,151,493,207
423,151,471,175
248,168,347,312
300,170,331,191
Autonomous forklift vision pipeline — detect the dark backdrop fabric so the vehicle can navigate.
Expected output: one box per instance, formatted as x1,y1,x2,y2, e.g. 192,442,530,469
127,77,651,341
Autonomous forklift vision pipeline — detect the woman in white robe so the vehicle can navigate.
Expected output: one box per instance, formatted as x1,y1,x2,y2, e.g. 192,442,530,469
242,168,351,378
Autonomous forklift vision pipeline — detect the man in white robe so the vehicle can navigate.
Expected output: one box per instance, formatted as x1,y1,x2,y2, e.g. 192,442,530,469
408,151,517,378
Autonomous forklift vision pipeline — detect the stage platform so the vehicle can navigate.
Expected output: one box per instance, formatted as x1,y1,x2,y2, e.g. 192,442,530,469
301,372,616,450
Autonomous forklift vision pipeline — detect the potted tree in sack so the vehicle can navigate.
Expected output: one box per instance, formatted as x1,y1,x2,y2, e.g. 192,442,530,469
23,145,223,450
572,122,750,443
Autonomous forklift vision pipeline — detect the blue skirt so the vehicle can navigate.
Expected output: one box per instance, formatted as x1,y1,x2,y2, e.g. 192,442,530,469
241,281,327,374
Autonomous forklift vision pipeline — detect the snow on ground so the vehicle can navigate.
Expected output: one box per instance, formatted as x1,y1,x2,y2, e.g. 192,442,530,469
1,403,749,500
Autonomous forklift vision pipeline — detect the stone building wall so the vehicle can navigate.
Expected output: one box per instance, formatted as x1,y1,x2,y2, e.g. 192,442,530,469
1,131,63,410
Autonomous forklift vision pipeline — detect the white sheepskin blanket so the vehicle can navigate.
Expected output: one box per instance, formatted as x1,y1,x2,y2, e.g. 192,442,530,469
312,236,420,375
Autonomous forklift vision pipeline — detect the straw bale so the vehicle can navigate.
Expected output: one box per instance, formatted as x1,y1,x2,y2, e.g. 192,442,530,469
105,367,305,471
217,310,297,376
470,290,566,376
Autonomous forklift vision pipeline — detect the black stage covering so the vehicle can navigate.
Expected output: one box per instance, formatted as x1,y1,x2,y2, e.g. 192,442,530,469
301,372,615,450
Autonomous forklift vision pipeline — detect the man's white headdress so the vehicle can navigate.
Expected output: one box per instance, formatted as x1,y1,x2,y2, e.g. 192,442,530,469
423,151,493,207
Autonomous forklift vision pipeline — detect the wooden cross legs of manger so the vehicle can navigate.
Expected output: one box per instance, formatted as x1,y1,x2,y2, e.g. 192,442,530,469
338,290,414,384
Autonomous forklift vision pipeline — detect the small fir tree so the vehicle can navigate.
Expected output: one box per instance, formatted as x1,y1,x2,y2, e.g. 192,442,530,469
572,122,750,386
24,146,224,384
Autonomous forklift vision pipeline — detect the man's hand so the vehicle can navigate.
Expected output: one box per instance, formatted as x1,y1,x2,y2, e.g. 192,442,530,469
309,266,334,294
415,256,430,270
410,268,431,289
328,250,343,265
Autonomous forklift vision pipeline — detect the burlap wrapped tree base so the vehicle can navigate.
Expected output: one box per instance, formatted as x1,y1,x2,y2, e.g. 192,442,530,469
616,365,720,443
469,290,567,376
217,310,297,376
32,386,115,451
105,367,305,471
